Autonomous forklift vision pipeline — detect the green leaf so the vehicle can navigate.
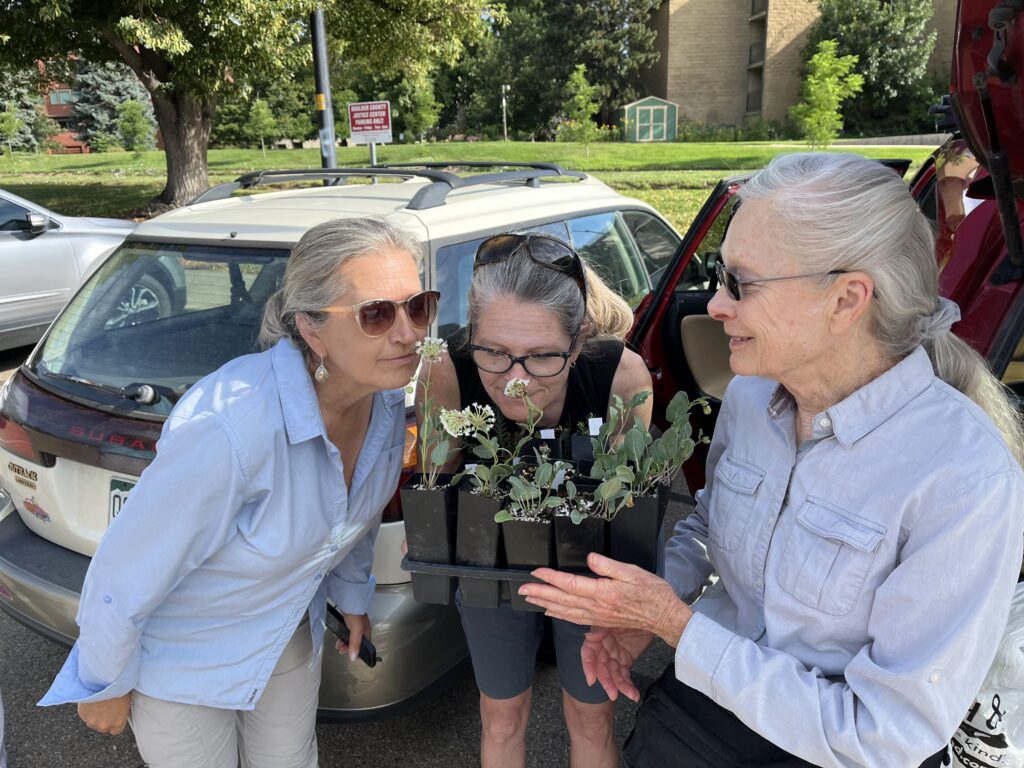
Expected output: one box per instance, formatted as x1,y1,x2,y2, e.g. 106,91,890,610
597,477,622,502
565,480,577,500
665,391,691,425
494,509,513,523
615,465,635,483
536,463,553,487
542,495,564,509
429,439,451,467
570,508,585,525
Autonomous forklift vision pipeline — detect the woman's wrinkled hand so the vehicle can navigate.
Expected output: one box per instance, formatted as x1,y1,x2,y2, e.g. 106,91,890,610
519,551,692,647
77,694,132,735
582,626,654,702
335,612,372,661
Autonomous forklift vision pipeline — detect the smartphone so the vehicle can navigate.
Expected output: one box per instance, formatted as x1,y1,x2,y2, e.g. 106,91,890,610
324,603,380,668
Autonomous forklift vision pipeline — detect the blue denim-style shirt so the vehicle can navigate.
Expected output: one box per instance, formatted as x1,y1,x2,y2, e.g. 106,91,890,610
666,346,1024,767
40,339,406,710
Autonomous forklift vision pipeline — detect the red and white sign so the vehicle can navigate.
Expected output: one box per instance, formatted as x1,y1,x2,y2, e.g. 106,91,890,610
348,100,393,145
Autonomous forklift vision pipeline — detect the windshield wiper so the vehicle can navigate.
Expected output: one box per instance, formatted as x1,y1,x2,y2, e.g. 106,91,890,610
36,370,167,405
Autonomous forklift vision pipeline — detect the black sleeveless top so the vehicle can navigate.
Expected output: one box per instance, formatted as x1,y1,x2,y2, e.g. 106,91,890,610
448,327,624,457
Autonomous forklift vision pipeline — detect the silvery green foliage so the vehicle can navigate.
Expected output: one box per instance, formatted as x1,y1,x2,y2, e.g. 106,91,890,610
587,390,709,520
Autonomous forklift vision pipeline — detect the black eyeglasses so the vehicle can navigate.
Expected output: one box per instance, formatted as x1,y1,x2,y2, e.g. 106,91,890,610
320,290,440,338
713,260,846,302
465,333,578,378
475,233,587,304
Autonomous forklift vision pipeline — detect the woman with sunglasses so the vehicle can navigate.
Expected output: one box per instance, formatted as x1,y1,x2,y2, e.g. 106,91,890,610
40,217,435,767
419,232,652,768
519,153,1024,767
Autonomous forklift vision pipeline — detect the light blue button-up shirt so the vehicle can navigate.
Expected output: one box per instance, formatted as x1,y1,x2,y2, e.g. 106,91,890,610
666,346,1024,767
40,339,406,710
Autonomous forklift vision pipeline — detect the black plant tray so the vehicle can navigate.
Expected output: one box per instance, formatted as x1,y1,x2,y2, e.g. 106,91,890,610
401,554,546,585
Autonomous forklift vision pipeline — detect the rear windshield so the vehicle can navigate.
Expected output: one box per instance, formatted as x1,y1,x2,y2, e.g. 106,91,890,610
31,242,289,417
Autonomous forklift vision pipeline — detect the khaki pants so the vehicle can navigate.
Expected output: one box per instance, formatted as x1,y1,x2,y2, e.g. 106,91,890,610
130,620,322,768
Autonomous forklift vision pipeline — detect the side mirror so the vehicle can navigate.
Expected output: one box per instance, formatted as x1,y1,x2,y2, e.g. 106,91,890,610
27,213,47,234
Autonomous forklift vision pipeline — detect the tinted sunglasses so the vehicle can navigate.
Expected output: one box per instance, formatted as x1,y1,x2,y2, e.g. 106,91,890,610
475,233,587,303
320,289,440,337
713,260,846,302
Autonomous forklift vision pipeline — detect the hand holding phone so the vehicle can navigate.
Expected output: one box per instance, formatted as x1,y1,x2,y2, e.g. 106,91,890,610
325,603,380,668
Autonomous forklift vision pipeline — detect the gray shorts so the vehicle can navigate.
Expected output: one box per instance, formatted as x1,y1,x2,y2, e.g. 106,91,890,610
456,591,609,704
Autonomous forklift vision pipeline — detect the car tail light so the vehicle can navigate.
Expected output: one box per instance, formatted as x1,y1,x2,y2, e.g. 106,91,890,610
0,415,53,467
381,423,419,522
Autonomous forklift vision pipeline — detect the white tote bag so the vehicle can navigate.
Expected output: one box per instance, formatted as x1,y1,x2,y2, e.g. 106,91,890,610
949,582,1024,768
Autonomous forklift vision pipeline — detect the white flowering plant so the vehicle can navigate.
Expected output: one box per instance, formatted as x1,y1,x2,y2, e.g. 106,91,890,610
410,337,459,490
452,378,545,502
587,390,711,520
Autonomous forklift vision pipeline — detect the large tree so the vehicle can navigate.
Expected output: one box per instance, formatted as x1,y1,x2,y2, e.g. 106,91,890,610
806,0,940,135
0,1,487,209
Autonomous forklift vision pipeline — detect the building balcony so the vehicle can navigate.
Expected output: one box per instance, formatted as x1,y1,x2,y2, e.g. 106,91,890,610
750,0,767,20
746,91,763,113
748,41,765,67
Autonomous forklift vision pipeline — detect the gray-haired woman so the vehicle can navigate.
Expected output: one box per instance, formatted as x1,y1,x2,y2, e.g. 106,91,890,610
420,233,652,768
520,153,1024,767
40,217,436,767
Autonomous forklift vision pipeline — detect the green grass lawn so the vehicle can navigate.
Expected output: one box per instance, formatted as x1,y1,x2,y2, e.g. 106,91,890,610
0,140,938,233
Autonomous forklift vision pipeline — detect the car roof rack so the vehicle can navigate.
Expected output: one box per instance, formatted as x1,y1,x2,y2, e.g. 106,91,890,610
189,163,587,210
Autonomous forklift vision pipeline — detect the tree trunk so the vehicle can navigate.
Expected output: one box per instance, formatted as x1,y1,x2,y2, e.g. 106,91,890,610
151,88,216,208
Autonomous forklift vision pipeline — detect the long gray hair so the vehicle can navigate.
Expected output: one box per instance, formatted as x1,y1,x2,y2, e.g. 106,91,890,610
740,152,1024,464
467,237,634,350
259,217,423,362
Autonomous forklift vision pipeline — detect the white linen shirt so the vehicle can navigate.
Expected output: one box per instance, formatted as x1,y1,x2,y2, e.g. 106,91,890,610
40,339,406,710
665,346,1024,767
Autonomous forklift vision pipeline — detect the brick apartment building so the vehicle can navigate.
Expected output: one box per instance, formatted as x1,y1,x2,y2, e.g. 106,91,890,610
644,0,957,127
42,84,88,153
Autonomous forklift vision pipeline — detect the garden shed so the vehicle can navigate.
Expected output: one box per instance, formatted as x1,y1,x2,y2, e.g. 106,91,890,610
619,96,678,142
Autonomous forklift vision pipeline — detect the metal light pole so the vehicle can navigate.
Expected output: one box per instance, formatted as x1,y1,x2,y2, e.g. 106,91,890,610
311,7,336,170
501,84,510,142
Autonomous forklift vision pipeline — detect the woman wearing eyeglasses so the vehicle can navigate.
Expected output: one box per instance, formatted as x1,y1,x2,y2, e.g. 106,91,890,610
519,153,1024,767
419,232,653,768
40,217,436,768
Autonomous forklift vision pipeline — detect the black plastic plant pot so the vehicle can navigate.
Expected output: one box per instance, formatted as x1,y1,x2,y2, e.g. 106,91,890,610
455,487,504,609
502,518,553,612
400,473,456,605
554,513,607,573
609,484,668,573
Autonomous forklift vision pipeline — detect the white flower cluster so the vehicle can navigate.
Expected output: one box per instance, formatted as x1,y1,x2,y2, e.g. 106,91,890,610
415,336,448,363
503,378,531,399
439,403,496,438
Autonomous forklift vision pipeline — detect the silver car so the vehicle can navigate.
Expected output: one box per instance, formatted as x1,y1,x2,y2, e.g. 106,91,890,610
0,189,136,352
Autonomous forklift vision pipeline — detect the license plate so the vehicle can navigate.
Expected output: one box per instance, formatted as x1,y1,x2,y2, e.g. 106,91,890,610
109,478,136,523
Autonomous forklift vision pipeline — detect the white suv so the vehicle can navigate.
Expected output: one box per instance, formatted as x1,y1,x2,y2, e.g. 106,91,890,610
0,162,681,718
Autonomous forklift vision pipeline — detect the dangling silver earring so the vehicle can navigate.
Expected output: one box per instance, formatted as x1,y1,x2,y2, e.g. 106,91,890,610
314,355,329,383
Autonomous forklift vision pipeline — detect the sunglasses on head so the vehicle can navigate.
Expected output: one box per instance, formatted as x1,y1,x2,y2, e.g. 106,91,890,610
713,259,846,302
320,289,440,338
475,233,588,303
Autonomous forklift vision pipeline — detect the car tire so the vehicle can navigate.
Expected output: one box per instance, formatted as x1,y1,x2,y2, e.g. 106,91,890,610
104,272,173,329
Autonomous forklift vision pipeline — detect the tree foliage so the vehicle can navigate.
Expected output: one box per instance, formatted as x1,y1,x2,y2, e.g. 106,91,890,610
790,40,864,148
434,0,661,138
0,0,488,207
72,60,156,148
806,0,940,135
556,64,602,152
117,100,154,155
0,66,44,151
